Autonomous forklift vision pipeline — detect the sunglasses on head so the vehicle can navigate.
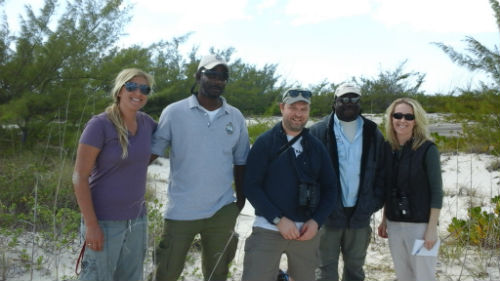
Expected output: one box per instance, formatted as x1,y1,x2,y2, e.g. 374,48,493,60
392,112,415,121
337,96,360,104
201,69,229,81
124,81,151,95
285,90,312,99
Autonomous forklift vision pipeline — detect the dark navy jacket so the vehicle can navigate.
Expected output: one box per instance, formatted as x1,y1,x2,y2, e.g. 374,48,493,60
243,122,338,227
309,113,385,229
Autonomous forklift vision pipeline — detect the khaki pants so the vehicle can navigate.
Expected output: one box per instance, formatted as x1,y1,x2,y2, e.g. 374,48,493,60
242,227,320,281
386,220,437,281
153,203,240,281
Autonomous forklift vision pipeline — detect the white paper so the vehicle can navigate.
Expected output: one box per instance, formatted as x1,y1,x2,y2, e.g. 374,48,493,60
412,239,440,256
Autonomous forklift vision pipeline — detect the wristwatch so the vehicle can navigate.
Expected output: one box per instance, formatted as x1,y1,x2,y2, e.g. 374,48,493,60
272,217,281,225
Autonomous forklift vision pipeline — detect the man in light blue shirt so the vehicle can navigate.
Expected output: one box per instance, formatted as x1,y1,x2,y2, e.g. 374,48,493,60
150,54,250,281
333,112,363,207
310,84,385,281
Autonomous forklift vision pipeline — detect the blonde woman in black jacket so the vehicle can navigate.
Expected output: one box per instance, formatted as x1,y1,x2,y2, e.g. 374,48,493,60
378,98,443,281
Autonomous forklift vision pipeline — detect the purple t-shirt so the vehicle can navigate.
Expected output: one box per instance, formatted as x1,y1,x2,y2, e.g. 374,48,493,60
79,111,157,220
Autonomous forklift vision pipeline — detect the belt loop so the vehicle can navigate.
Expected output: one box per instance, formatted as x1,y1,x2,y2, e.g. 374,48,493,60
128,219,132,232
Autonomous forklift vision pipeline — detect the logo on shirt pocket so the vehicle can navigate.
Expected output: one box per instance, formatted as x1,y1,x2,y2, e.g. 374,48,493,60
225,122,234,135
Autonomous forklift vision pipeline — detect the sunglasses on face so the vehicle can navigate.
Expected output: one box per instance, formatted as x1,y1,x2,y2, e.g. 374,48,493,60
124,81,151,95
337,96,360,104
285,90,312,99
201,69,229,81
392,112,415,121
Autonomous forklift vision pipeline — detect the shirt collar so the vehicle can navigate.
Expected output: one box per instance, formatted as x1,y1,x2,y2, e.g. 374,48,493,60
188,94,228,113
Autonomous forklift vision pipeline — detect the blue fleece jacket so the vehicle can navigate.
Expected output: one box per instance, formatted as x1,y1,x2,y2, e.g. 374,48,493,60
243,122,338,227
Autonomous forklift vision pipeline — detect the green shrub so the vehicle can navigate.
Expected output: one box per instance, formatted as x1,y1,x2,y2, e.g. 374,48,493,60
448,196,500,248
432,133,467,153
0,149,78,231
247,120,273,144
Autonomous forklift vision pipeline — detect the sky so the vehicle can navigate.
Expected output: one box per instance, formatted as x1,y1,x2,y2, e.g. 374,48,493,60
2,0,499,94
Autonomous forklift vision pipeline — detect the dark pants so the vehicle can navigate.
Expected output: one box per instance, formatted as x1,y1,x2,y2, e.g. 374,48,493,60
316,225,372,281
153,203,239,281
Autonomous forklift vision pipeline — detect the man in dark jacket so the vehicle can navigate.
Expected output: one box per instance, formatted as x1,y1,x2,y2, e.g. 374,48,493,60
242,89,338,281
310,84,385,281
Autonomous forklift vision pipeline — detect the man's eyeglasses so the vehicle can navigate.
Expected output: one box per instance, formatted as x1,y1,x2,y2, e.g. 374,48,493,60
124,81,151,95
201,69,229,81
285,90,312,99
337,96,360,104
392,112,415,121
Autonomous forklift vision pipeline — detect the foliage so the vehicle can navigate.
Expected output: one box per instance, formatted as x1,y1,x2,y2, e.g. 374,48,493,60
0,227,24,280
354,61,426,114
448,196,500,248
0,149,78,230
225,59,283,115
142,45,287,118
0,147,80,278
142,35,198,118
412,92,451,113
432,0,500,88
0,0,131,147
444,89,500,154
431,133,467,154
297,61,426,117
309,81,336,117
431,0,500,155
247,120,274,144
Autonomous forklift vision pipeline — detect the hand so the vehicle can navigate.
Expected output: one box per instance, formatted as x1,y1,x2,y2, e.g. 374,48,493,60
423,225,438,250
378,220,388,238
277,217,300,240
297,219,318,241
85,224,104,251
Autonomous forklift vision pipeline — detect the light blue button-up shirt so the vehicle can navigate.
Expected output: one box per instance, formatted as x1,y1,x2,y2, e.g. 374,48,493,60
333,114,363,207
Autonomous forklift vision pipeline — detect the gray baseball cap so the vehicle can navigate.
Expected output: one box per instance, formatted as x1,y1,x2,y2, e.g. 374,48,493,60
282,89,312,104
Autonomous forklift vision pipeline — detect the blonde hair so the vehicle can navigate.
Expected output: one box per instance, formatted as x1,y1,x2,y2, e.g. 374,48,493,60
105,68,154,159
384,97,431,150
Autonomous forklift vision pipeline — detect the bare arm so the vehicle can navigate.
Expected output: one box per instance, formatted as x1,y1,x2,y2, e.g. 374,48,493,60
73,143,104,251
377,206,388,238
424,208,441,249
234,165,246,210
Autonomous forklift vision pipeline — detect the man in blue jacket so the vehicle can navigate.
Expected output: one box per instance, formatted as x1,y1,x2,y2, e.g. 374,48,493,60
242,89,338,281
309,84,385,281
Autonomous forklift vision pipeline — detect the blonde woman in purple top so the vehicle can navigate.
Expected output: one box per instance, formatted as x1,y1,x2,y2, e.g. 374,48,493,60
73,68,157,281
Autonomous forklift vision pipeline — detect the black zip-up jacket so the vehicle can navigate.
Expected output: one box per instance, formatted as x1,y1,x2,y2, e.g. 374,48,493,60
309,113,385,228
384,140,434,222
